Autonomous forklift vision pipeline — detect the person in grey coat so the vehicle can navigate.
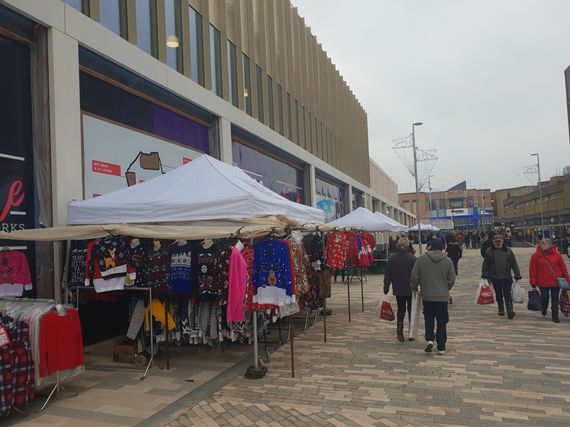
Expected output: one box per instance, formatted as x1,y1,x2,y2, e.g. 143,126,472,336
411,239,456,355
384,238,417,342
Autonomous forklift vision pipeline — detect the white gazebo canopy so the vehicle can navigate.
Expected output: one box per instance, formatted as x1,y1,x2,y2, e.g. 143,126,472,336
327,207,397,232
68,154,325,225
373,211,409,232
408,223,440,232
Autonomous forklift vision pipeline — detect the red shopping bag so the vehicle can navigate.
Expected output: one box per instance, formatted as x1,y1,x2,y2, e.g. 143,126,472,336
476,280,495,305
379,299,395,321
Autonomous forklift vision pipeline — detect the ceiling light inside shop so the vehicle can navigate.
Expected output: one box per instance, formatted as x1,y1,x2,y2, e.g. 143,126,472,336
167,35,179,48
244,88,249,97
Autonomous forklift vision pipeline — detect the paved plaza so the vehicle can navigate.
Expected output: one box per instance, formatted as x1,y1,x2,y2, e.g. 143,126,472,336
8,247,570,426
162,247,570,427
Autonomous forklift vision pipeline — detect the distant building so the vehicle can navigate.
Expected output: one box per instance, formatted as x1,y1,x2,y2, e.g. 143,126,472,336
398,181,493,229
563,165,570,175
493,175,570,238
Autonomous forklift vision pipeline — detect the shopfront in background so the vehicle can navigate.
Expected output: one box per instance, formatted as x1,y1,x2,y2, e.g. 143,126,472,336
0,6,51,297
315,176,346,223
232,139,305,205
79,49,215,199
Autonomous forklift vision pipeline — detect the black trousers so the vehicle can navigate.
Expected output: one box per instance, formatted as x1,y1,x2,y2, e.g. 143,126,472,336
491,277,513,307
423,301,449,350
396,295,412,324
540,287,560,314
450,259,459,275
334,269,345,282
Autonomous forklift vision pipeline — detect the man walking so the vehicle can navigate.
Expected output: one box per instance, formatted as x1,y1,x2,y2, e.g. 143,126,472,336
411,239,456,355
481,234,522,319
384,238,416,342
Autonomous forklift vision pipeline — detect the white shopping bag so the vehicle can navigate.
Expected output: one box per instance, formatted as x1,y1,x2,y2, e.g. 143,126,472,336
511,280,525,304
408,291,421,340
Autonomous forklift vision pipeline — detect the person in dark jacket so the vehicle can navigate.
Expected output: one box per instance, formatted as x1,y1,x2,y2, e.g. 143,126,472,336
480,230,496,257
482,234,522,319
384,238,417,342
446,238,462,275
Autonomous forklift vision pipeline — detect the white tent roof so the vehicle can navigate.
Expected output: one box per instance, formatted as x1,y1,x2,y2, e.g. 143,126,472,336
373,211,409,232
68,154,324,225
408,223,440,231
327,207,397,232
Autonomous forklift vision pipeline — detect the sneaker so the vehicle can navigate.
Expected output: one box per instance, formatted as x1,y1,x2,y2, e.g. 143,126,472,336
542,308,547,316
424,341,434,353
408,337,415,341
437,349,446,355
397,334,405,343
449,297,453,304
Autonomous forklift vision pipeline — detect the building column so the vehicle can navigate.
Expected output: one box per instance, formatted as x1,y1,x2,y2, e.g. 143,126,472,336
219,117,233,164
307,164,317,208
347,185,353,213
48,28,83,300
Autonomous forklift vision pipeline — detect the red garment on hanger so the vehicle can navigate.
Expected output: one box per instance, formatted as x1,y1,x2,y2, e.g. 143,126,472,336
38,309,84,377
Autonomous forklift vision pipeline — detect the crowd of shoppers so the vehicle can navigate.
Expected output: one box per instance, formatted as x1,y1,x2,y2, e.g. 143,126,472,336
381,228,570,356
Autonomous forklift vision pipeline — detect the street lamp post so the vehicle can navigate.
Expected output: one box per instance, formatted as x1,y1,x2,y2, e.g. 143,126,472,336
531,153,545,236
427,174,434,224
412,122,423,254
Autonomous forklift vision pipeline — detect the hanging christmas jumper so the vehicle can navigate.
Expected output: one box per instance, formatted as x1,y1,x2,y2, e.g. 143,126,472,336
0,250,32,297
227,246,247,323
170,241,195,294
325,232,349,269
252,240,294,306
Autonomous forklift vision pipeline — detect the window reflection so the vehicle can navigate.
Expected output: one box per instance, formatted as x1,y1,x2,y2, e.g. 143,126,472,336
209,25,222,96
165,0,182,71
316,177,345,222
243,54,252,115
277,84,284,135
64,0,83,12
189,7,204,84
227,40,238,107
135,0,153,55
267,76,274,129
232,141,304,204
99,0,124,36
256,65,264,122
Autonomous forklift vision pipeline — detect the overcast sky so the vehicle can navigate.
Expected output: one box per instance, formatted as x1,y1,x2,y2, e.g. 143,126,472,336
291,0,570,193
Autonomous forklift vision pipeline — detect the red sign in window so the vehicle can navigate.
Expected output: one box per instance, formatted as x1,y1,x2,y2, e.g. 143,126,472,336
92,193,101,198
92,160,121,176
183,157,192,164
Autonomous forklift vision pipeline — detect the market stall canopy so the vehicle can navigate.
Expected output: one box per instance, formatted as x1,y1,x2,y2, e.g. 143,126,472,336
327,207,397,232
0,216,333,242
373,211,409,232
408,223,440,231
68,154,324,224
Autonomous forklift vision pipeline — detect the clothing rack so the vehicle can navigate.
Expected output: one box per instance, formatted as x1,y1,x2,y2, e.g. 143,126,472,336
0,297,79,413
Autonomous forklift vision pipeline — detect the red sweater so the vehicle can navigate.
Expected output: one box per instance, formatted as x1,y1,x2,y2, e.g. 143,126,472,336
529,246,570,288
39,309,84,377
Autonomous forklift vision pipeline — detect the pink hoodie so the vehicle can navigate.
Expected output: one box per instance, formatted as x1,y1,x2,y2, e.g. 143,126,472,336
227,246,248,323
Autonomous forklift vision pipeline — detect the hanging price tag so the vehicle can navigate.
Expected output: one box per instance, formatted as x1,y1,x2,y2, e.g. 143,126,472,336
0,326,11,348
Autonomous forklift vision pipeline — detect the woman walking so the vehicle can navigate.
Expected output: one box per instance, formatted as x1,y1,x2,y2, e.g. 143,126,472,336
529,238,570,323
384,238,417,342
482,234,522,319
446,237,462,304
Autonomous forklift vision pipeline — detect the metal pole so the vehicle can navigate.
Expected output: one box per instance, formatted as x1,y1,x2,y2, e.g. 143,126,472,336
346,272,351,322
360,268,364,312
289,322,295,378
412,124,422,255
536,154,545,235
253,311,259,369
323,296,327,343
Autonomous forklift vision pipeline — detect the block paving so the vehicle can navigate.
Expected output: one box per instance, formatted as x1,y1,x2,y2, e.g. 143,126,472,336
163,247,570,427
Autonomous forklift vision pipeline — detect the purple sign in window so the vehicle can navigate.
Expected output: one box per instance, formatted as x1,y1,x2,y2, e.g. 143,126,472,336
153,106,210,153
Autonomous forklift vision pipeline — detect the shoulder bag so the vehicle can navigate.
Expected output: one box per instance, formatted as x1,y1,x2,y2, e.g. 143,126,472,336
542,253,570,290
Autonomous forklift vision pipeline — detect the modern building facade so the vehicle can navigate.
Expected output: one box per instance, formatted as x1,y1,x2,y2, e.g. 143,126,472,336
399,181,493,229
493,175,570,237
0,0,413,297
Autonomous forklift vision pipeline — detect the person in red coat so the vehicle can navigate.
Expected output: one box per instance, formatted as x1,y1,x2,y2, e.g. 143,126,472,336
529,238,570,323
